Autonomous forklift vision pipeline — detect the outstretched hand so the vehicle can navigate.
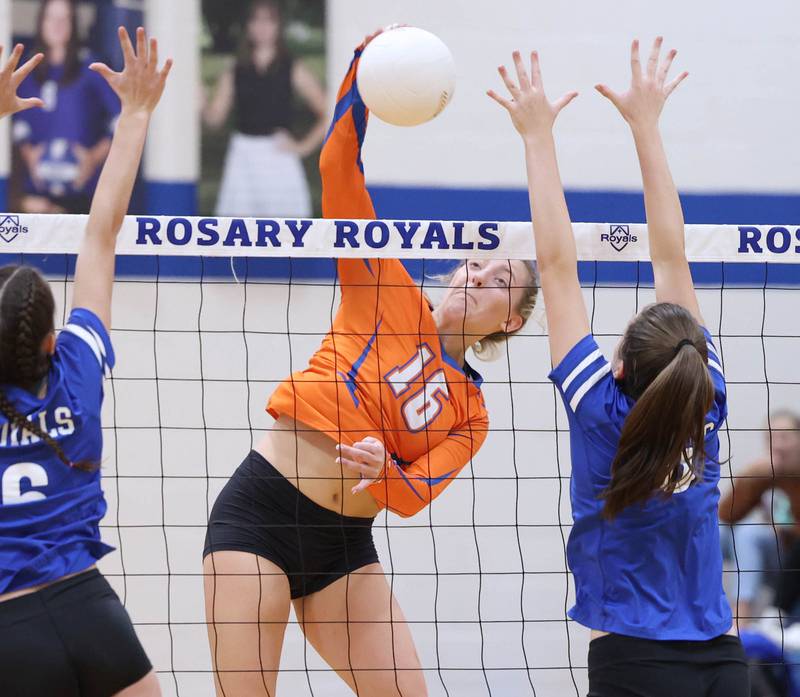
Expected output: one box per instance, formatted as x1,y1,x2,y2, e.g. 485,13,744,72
0,44,44,119
90,27,172,116
595,37,688,128
487,50,578,141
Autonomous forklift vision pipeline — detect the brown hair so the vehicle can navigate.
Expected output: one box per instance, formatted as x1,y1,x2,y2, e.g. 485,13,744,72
601,302,715,520
32,0,82,85
236,0,289,68
439,259,539,360
0,265,94,471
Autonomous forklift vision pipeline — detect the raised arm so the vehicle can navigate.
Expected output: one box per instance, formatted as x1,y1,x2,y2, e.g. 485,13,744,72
596,38,700,321
321,30,408,294
488,51,584,365
319,37,376,220
71,27,172,328
0,44,43,120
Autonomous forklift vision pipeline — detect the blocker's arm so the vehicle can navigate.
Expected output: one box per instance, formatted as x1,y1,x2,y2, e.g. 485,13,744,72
488,50,586,366
596,38,701,322
72,28,171,329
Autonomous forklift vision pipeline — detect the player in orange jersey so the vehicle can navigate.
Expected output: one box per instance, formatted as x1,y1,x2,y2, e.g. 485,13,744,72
203,28,538,697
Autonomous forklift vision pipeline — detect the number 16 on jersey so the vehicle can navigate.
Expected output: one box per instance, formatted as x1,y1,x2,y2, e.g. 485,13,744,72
385,344,451,433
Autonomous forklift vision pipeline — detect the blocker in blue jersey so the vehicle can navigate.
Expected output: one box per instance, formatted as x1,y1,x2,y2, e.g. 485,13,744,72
0,307,115,590
0,28,172,697
490,37,750,697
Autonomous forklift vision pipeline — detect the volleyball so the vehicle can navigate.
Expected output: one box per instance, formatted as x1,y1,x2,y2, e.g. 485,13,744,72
357,27,456,127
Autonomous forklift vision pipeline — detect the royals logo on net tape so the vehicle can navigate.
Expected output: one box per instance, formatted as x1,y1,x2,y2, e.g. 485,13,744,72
0,215,29,244
600,224,638,253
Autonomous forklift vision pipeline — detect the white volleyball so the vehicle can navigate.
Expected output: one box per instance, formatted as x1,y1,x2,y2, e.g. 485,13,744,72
357,27,456,127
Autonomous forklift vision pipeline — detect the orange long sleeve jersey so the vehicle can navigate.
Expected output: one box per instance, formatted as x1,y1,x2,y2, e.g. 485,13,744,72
267,46,489,517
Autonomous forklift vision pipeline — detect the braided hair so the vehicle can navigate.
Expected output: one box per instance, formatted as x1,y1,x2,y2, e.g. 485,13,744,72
0,265,95,471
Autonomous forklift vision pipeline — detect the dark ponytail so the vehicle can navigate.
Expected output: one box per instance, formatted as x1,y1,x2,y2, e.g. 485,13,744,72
601,303,715,520
0,265,96,472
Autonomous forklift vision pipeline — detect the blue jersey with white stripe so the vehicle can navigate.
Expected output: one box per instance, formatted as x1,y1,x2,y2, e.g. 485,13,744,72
549,328,731,640
0,308,115,594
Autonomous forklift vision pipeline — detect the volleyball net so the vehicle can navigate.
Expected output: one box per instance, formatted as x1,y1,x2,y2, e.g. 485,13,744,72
3,213,799,696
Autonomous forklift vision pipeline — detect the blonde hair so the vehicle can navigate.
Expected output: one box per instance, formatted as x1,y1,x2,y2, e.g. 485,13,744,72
436,259,539,361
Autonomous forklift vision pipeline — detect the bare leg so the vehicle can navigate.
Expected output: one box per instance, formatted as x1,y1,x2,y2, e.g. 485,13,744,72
293,563,427,696
204,552,292,697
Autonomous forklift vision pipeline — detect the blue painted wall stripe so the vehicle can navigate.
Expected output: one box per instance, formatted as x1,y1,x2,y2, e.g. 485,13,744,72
144,181,198,216
369,186,800,225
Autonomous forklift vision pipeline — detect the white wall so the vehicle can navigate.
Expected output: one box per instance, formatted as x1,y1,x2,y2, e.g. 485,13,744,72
328,0,800,193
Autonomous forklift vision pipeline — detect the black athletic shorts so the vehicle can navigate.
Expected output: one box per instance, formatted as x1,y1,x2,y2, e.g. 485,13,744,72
204,450,379,599
0,569,152,697
588,632,749,697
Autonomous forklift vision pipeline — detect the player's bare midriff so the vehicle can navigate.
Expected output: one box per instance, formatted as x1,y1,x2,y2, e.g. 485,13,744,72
255,415,381,519
0,565,97,604
589,627,738,641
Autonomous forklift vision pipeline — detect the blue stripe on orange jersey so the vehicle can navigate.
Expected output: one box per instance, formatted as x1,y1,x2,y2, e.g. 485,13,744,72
338,318,382,408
